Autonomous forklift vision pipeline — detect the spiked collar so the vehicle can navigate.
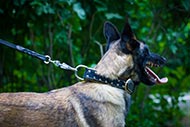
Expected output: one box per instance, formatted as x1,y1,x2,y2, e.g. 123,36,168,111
83,68,136,95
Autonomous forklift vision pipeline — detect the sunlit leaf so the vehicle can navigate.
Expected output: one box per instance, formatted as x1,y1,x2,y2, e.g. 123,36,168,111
73,2,86,20
105,13,123,20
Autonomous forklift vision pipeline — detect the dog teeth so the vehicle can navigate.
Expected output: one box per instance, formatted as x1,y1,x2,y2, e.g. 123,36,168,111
146,62,151,66
146,62,160,67
154,64,160,67
155,64,159,67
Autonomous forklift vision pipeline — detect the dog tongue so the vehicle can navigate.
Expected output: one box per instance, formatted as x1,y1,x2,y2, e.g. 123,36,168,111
146,67,168,84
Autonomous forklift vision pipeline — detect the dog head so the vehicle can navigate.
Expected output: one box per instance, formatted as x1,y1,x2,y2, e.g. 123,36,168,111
103,18,168,86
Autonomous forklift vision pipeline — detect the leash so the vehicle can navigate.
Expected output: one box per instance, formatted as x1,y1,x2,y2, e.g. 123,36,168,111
0,39,88,80
0,39,135,93
0,39,47,62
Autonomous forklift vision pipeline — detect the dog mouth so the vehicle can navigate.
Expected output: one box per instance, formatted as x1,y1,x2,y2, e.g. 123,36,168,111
145,62,168,84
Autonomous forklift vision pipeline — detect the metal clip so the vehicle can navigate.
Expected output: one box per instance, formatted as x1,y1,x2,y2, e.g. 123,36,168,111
59,63,76,71
44,55,93,81
44,55,76,71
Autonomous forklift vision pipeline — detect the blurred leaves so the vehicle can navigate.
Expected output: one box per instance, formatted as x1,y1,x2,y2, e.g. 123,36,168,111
0,0,189,126
31,1,55,15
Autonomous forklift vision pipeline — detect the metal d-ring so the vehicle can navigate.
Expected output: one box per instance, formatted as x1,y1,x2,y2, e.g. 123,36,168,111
75,65,95,80
75,65,89,80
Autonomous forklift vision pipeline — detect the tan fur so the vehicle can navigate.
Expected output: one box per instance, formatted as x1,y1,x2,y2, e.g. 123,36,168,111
96,40,134,80
0,82,130,127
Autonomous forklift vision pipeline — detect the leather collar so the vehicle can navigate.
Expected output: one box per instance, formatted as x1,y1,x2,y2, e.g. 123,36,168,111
83,68,136,95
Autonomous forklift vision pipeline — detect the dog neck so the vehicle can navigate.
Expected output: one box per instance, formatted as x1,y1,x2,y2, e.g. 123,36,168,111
95,41,134,80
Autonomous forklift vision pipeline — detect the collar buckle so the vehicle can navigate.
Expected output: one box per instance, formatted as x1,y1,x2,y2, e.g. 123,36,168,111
125,79,135,94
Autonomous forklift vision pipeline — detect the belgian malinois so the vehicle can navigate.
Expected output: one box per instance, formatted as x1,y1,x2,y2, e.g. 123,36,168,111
0,18,168,127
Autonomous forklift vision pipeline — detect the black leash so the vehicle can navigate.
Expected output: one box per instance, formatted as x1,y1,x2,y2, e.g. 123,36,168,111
0,39,94,80
0,39,85,76
0,39,47,62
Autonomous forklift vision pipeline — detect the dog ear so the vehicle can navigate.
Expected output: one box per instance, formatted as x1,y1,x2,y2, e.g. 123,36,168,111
104,21,120,51
121,17,139,52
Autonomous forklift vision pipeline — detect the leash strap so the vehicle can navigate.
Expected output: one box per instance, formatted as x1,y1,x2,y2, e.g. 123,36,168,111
0,39,93,80
83,68,136,94
0,39,47,62
0,39,78,72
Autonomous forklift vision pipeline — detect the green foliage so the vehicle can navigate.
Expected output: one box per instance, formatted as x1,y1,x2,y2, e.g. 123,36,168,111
0,0,189,126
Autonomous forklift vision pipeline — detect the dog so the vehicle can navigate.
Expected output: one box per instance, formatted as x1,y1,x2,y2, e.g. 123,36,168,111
0,18,168,127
